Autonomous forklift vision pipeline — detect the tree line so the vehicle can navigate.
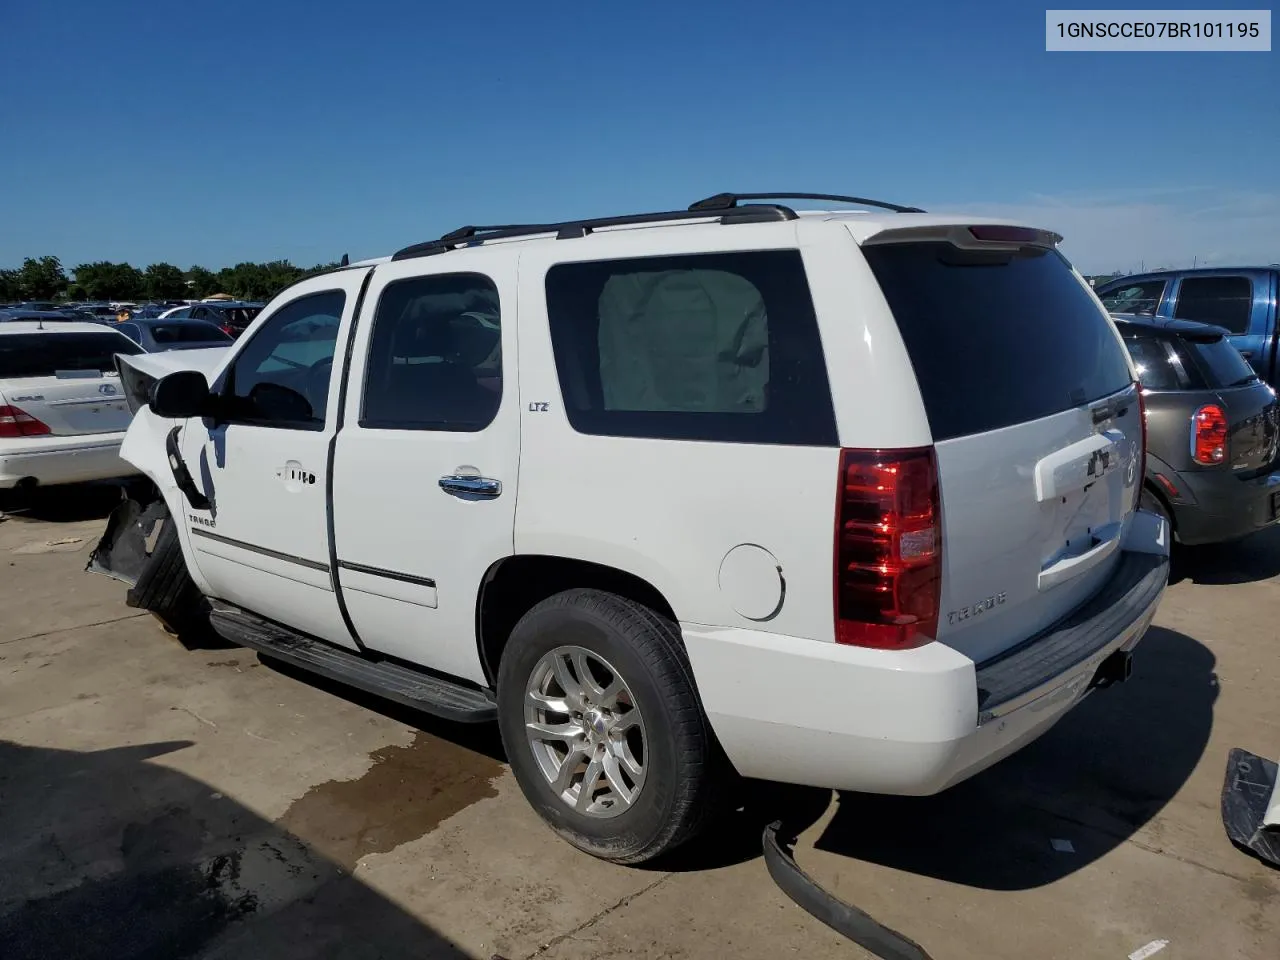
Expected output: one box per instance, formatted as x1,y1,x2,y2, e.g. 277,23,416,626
0,255,344,304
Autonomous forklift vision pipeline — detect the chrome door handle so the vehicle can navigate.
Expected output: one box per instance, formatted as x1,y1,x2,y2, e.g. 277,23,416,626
439,475,502,498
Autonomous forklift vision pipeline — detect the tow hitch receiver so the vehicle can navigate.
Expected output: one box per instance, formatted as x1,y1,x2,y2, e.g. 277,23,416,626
1089,649,1133,690
1222,748,1280,868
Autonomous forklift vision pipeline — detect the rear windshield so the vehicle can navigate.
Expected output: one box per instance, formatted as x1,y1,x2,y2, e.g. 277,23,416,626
150,322,232,345
1183,335,1257,388
863,243,1133,441
217,307,261,327
0,332,142,378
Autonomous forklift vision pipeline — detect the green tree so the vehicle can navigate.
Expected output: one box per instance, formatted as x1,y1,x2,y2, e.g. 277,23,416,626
185,266,217,298
72,261,145,301
17,256,68,299
0,269,21,301
143,262,187,300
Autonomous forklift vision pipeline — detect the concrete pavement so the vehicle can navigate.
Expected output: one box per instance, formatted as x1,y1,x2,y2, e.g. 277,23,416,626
1,486,1276,959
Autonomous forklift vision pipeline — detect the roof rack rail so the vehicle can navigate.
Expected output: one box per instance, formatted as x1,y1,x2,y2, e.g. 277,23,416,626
392,203,799,262
689,192,925,214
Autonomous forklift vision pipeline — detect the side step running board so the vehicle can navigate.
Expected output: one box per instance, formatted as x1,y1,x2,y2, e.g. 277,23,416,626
208,602,497,723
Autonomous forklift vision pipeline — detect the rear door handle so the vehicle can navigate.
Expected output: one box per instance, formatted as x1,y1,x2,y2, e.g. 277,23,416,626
439,475,502,498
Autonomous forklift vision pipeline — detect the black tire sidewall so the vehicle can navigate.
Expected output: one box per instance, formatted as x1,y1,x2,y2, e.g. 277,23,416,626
496,592,701,860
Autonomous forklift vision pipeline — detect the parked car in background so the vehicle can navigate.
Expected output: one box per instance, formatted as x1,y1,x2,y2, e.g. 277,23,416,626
14,301,61,312
159,300,264,337
91,194,1169,865
1115,313,1280,545
0,320,142,493
0,309,82,324
113,317,233,353
1096,268,1280,389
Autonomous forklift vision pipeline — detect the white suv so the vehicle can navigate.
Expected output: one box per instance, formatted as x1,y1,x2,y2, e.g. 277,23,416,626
90,193,1169,863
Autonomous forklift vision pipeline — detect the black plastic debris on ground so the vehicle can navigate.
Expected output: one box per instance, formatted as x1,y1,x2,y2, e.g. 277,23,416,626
1222,747,1280,868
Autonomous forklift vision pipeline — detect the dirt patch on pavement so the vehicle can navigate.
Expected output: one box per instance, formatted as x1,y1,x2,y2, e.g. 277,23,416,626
277,731,502,869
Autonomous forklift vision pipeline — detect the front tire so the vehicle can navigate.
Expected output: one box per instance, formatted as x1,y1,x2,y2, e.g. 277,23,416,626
496,589,722,864
127,518,215,648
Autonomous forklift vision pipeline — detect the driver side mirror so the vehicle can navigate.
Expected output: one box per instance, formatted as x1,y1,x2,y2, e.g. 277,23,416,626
150,370,214,419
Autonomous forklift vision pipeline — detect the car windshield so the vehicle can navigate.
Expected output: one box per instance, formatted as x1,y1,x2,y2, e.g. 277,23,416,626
216,306,262,327
149,322,232,345
0,332,142,378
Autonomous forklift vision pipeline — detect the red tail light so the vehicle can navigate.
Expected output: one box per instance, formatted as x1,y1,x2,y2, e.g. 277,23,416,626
834,447,941,649
0,404,52,438
1191,404,1228,465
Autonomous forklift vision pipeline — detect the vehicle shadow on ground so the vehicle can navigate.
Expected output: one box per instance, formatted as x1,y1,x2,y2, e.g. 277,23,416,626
0,739,473,959
809,626,1216,890
0,481,129,524
1175,526,1280,585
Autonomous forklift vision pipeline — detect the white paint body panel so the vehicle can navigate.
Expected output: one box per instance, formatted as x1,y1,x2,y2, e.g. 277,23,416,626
331,250,520,685
175,271,374,651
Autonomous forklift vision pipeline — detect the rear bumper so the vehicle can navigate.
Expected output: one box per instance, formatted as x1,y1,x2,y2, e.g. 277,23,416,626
1168,466,1280,545
0,433,136,489
683,549,1168,795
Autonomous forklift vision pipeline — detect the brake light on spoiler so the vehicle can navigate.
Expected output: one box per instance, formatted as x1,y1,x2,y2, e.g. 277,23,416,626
834,447,942,650
968,225,1060,246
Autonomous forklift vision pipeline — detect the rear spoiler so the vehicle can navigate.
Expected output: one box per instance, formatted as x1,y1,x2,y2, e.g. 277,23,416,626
114,347,230,415
858,223,1062,251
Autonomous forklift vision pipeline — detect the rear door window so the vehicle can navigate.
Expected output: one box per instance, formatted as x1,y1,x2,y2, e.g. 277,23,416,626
544,251,836,445
1124,335,1188,390
0,332,142,378
1100,280,1166,316
863,243,1133,442
1173,276,1253,334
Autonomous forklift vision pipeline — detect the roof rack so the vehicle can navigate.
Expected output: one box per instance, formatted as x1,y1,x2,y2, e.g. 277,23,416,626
392,203,799,261
689,192,925,214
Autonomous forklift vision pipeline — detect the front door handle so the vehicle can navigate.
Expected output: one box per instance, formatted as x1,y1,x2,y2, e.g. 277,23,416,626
439,475,502,499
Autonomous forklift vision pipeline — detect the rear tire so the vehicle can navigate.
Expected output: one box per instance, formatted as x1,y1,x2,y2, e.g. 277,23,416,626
127,518,215,648
496,588,724,864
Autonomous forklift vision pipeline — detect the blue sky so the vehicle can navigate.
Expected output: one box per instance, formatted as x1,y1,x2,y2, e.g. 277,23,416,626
1,0,1276,274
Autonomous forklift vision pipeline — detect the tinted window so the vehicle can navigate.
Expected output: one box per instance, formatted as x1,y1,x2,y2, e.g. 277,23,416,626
1173,276,1253,334
224,291,344,428
167,307,191,318
150,322,231,345
361,273,501,431
0,332,142,378
544,251,836,445
1123,335,1186,391
864,243,1133,442
1100,280,1165,316
117,322,143,344
1183,335,1258,388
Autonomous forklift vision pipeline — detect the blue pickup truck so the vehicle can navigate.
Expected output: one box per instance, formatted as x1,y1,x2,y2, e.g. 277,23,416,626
1096,267,1280,388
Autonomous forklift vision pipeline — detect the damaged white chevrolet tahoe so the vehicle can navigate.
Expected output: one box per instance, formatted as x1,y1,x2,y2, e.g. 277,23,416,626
90,193,1170,864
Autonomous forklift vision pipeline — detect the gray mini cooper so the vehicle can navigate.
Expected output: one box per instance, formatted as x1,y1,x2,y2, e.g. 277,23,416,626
1115,314,1280,545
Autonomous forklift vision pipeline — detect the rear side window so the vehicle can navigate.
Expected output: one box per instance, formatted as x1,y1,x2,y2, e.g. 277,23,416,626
0,332,142,378
1183,335,1258,388
1173,276,1253,334
1100,280,1166,316
1124,335,1187,391
863,243,1133,442
544,251,837,445
361,272,502,432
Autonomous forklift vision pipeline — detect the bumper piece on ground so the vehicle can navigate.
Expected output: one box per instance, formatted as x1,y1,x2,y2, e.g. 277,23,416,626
1221,747,1280,868
763,820,933,960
